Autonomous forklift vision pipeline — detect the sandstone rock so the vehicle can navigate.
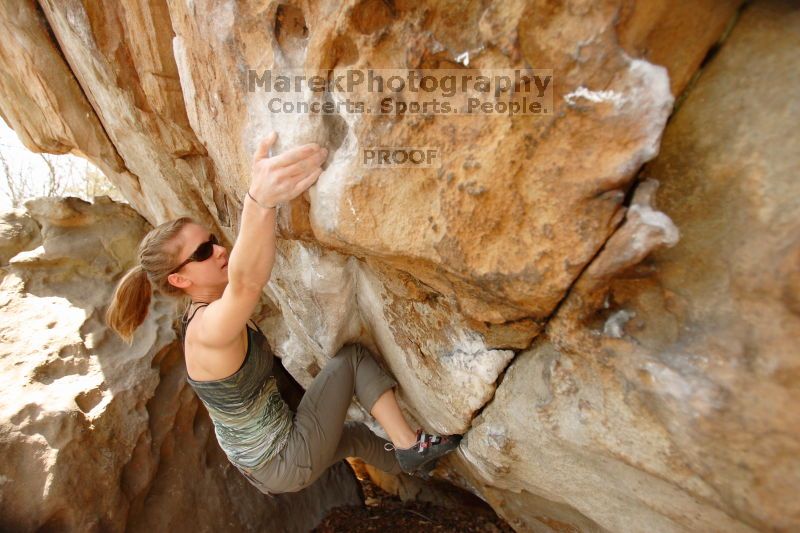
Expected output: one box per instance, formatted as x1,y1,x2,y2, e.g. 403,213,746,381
462,1,800,530
0,2,150,221
0,197,361,532
349,457,493,511
0,208,40,264
0,0,737,312
2,1,794,532
0,0,742,435
615,0,743,96
166,0,718,430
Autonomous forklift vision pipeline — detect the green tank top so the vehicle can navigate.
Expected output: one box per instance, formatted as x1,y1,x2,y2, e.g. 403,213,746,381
180,302,293,470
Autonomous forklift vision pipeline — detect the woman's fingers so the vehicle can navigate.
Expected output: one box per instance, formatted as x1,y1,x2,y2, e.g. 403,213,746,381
254,165,321,204
249,136,326,204
291,167,323,196
280,148,328,179
268,143,323,169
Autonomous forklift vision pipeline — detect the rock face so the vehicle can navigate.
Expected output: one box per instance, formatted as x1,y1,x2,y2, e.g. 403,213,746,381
457,2,800,531
1,0,798,532
0,197,361,532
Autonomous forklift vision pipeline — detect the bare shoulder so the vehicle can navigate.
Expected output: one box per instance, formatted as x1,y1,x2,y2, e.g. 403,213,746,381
184,306,248,382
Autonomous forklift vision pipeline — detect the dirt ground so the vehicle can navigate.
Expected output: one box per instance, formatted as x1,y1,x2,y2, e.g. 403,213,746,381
313,462,514,532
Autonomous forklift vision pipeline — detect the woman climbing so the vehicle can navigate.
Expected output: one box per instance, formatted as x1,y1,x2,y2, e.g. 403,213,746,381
105,132,461,495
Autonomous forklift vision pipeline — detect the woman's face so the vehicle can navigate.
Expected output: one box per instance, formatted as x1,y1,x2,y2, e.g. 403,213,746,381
169,223,228,289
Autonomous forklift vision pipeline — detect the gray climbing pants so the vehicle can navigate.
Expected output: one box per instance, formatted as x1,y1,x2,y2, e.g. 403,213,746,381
235,343,403,494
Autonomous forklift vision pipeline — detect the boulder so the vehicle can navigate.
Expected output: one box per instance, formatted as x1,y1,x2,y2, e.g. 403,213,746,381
2,0,797,531
0,197,361,532
461,1,800,530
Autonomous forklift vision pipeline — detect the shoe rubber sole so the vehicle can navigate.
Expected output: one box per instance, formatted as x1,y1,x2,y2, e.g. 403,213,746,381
395,434,461,476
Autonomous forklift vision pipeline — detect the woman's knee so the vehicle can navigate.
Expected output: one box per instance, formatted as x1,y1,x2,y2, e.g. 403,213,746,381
323,345,356,377
333,342,370,366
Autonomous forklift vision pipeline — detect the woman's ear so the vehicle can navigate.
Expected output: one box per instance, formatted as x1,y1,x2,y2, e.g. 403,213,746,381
167,272,192,290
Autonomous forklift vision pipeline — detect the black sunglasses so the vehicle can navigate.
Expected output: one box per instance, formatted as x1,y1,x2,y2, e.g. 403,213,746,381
171,234,218,274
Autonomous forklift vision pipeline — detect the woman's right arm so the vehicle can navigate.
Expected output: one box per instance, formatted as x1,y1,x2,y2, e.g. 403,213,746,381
197,133,327,349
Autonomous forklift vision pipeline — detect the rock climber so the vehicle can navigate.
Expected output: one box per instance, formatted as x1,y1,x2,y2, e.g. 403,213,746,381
105,132,461,495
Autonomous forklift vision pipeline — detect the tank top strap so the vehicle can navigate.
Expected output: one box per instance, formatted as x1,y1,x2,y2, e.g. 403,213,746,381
180,301,264,342
186,302,209,323
247,318,266,336
179,301,209,343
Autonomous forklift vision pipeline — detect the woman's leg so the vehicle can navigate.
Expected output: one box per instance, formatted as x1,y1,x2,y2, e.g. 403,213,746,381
292,343,410,483
370,387,417,448
332,421,403,474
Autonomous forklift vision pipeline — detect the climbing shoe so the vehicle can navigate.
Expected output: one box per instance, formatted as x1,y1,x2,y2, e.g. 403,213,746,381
384,428,462,476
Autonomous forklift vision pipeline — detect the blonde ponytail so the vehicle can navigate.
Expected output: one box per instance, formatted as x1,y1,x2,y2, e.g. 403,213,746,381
105,216,196,344
106,264,152,344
